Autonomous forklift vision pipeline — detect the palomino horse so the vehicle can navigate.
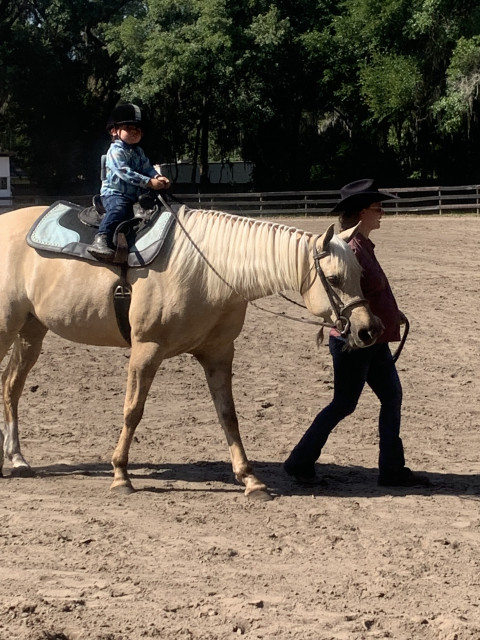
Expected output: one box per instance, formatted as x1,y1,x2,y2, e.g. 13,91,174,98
0,204,381,499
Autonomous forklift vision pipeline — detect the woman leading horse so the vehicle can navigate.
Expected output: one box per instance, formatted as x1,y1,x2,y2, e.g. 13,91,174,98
0,203,381,499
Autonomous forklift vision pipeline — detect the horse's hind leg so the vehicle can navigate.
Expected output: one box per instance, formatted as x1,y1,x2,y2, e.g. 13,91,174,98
2,315,48,477
195,345,270,500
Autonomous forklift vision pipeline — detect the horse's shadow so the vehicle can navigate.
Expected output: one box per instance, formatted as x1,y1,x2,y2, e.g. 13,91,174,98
16,460,480,499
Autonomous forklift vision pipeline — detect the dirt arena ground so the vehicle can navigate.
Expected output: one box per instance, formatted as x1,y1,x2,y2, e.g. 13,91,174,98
1,214,480,640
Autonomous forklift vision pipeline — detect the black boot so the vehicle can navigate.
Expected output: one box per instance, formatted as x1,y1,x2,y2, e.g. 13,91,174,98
87,233,115,262
378,467,431,487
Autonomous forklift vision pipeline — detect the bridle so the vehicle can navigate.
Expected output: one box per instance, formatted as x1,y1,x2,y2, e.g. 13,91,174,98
307,236,409,358
309,235,368,338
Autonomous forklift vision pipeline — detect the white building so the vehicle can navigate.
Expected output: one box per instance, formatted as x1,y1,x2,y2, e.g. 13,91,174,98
0,153,12,208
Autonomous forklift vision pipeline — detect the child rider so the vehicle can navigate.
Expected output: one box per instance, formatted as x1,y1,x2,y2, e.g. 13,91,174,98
87,102,170,262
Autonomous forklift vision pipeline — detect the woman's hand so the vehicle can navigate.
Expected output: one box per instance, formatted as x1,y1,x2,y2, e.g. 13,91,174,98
399,310,408,325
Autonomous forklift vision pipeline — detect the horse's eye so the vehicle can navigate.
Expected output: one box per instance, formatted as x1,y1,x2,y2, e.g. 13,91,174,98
326,275,340,287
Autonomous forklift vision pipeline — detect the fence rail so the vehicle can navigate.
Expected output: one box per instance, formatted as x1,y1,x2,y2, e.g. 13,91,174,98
4,184,480,216
179,185,480,216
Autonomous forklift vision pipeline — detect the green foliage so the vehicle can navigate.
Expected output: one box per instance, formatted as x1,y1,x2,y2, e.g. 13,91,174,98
1,0,480,189
101,0,240,183
433,36,480,133
360,54,421,119
1,0,122,188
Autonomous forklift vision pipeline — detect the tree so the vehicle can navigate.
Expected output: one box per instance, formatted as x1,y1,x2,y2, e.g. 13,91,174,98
1,0,123,189
102,0,241,186
102,0,343,189
309,0,480,183
2,0,480,190
433,35,480,134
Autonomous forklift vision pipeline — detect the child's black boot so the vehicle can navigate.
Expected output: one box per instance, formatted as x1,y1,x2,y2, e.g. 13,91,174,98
87,233,115,262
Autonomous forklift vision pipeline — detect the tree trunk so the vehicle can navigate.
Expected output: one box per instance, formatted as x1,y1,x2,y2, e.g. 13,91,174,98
199,97,210,187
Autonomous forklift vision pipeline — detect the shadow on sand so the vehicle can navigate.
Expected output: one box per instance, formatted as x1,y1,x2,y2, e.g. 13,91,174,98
9,460,480,500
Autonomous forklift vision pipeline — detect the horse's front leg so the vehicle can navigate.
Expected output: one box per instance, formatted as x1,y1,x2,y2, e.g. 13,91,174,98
195,345,271,500
111,340,163,494
2,317,48,477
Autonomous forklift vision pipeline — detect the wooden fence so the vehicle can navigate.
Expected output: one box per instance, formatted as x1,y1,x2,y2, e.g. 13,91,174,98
179,184,480,216
4,184,480,216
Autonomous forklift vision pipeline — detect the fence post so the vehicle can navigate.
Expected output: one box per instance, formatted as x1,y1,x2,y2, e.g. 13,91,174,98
438,188,442,214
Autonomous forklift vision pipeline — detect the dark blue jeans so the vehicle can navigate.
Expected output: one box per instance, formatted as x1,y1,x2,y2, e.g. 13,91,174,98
286,336,405,476
98,193,135,242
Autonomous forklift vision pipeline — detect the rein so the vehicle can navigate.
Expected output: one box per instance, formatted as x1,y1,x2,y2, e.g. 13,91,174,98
156,194,366,336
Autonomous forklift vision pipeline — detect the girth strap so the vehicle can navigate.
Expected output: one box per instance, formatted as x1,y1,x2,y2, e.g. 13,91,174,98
113,263,132,345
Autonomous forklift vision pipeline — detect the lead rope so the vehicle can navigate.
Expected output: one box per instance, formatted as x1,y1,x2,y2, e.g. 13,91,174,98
393,317,410,362
156,194,352,331
157,194,410,359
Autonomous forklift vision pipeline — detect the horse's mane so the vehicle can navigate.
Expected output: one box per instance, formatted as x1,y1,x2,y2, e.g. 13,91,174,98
168,206,358,301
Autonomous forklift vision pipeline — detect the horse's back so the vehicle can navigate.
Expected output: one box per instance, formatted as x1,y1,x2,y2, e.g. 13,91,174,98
0,206,128,345
0,205,46,226
0,206,48,253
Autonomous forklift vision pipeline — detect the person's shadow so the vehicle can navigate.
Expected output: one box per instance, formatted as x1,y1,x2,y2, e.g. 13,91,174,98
18,460,480,499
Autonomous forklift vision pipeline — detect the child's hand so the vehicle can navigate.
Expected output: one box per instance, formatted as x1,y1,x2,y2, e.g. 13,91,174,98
149,176,170,190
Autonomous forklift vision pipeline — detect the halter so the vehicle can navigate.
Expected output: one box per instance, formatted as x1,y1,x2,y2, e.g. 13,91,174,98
311,235,368,337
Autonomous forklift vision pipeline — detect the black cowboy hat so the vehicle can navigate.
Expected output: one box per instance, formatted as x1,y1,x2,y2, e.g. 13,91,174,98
331,179,398,212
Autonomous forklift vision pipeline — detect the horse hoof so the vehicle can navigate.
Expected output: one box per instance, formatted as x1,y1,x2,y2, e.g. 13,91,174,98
247,489,273,502
110,484,136,495
10,466,36,478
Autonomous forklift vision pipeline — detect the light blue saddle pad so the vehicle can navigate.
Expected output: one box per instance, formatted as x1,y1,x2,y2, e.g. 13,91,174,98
26,200,178,267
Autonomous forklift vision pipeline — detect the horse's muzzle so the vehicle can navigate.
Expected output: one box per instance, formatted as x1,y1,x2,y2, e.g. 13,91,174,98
347,314,384,349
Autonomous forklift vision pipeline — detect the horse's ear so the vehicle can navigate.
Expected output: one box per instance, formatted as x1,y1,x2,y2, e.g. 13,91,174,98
318,223,335,251
337,222,361,244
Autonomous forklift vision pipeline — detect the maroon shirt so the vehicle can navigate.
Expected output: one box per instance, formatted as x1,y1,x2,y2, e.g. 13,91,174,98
331,233,401,342
348,233,401,343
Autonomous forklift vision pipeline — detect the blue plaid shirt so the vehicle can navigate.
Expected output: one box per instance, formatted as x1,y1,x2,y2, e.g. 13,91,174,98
100,139,158,201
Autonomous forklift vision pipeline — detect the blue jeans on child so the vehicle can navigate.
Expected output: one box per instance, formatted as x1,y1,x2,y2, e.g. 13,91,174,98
99,193,135,241
285,336,405,477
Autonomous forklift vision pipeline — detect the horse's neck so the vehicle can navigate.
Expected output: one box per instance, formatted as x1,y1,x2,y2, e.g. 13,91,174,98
173,209,310,301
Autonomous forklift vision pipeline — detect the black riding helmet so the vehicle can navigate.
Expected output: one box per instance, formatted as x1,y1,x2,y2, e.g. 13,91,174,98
106,103,148,133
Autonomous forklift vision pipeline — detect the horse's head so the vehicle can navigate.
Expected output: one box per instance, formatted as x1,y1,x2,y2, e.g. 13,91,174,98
301,223,383,349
